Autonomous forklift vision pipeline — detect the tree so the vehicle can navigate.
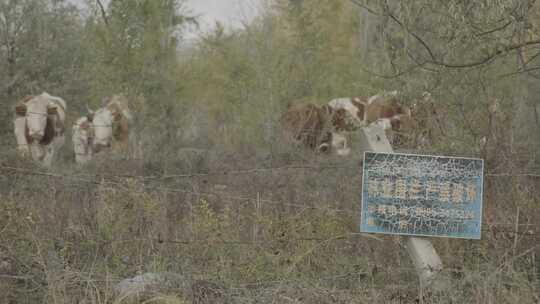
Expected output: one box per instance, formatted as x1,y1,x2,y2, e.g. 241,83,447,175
348,0,540,156
79,0,196,148
0,0,83,142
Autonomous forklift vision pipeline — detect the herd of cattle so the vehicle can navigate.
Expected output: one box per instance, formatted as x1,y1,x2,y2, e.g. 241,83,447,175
13,92,132,167
12,90,416,167
281,91,416,155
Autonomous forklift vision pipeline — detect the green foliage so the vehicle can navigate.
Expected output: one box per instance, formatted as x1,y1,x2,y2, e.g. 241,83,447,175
80,0,185,102
1,0,540,302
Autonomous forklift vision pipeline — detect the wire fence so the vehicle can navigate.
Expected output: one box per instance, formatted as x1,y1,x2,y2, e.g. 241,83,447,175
3,163,540,180
1,161,539,301
1,164,539,236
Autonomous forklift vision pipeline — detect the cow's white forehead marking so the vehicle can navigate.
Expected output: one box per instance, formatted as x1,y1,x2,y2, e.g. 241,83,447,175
328,98,362,120
374,118,393,130
93,108,113,125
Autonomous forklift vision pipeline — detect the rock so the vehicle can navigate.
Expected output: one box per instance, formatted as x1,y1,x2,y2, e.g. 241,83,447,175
114,272,190,303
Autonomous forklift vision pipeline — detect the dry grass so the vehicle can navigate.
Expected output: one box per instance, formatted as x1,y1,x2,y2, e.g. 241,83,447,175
0,130,539,303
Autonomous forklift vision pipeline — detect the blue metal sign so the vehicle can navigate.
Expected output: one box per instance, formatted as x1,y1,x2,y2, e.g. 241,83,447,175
360,152,484,239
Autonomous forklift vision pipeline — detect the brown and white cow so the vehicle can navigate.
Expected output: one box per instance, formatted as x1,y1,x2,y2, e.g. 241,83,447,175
281,91,416,155
327,91,416,153
73,94,132,164
364,91,415,130
13,92,67,167
279,102,363,154
327,97,369,155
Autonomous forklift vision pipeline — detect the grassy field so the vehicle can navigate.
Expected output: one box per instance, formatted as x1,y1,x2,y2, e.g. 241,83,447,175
1,138,538,303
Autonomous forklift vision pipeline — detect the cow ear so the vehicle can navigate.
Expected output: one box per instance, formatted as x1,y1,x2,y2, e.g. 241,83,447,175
47,107,58,115
86,104,95,114
15,104,27,116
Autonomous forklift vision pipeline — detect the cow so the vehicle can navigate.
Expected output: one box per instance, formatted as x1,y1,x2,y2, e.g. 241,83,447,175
279,101,363,155
72,115,94,164
366,91,416,146
13,92,67,167
327,97,369,155
327,91,416,152
73,94,132,164
364,91,415,131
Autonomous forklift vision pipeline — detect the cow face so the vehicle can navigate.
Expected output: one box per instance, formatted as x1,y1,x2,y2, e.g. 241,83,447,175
25,98,52,141
91,108,114,151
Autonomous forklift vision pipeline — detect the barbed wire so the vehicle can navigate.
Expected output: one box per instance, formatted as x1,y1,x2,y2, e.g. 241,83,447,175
2,164,540,181
0,166,540,238
0,165,357,214
1,163,539,217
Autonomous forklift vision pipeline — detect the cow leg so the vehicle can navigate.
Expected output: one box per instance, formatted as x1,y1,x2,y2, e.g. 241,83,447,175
43,153,53,167
14,117,30,157
43,136,64,167
30,144,45,162
332,132,350,156
42,145,55,168
73,133,90,164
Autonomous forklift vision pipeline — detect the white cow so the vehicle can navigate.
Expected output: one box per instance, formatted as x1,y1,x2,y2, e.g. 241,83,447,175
13,92,67,167
73,94,132,164
72,116,94,164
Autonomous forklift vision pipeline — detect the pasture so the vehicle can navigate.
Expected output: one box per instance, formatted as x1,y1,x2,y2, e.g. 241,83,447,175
1,0,540,303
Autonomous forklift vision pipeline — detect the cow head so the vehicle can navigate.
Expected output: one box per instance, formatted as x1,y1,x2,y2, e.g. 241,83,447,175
23,95,62,142
91,107,115,151
366,92,417,131
90,95,132,153
77,118,95,148
350,97,368,121
331,107,365,132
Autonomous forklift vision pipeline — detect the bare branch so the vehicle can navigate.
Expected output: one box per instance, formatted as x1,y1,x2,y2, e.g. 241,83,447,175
429,38,540,68
385,10,437,61
95,0,108,26
497,65,540,79
348,0,381,16
475,20,513,37
2,69,24,93
350,0,540,69
358,62,427,79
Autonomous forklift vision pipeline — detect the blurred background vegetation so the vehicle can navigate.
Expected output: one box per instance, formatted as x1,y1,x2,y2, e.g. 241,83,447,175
1,0,540,302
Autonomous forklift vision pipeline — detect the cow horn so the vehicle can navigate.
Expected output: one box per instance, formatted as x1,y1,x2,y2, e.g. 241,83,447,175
86,103,95,114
